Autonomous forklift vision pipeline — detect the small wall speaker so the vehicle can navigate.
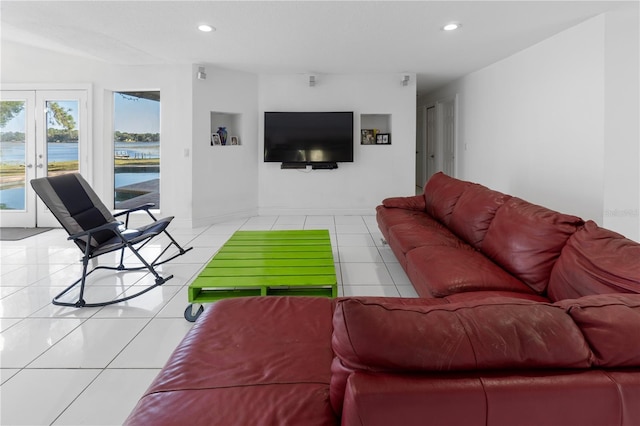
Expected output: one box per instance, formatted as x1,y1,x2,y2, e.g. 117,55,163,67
197,66,207,80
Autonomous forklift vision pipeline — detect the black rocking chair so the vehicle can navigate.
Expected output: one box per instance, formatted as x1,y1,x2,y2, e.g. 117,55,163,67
31,173,192,308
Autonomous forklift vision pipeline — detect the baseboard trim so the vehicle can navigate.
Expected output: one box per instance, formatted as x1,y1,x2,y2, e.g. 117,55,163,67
258,208,376,216
192,209,259,228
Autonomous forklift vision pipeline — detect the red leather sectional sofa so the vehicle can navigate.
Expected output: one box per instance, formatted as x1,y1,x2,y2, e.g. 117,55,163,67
125,173,640,426
377,172,639,303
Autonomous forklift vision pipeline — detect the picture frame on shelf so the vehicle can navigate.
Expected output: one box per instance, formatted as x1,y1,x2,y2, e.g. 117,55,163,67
211,133,221,146
230,136,239,145
376,133,391,145
361,129,376,145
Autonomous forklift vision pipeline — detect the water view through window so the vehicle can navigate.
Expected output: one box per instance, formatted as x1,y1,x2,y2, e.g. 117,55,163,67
1,97,80,211
46,100,79,178
114,91,160,210
0,99,28,210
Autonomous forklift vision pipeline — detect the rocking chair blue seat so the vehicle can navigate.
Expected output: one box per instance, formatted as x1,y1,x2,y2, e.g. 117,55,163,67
31,173,192,308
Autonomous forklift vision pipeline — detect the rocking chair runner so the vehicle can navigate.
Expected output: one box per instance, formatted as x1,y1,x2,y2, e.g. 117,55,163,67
31,173,193,308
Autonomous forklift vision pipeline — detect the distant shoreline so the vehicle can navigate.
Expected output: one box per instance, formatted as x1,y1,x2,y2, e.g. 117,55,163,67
0,159,158,189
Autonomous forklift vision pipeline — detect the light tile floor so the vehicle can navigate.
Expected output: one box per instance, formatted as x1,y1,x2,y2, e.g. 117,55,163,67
0,215,417,425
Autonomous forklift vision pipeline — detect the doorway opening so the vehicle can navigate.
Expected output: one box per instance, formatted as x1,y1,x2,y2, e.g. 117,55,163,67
415,95,457,192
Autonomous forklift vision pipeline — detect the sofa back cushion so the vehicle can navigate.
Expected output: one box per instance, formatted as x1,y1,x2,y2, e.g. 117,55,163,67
424,172,470,226
557,294,640,367
448,183,511,249
481,198,583,293
547,221,640,301
332,298,591,373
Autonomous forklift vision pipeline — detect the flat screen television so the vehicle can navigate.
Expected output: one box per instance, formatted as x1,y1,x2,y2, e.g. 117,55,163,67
264,111,353,167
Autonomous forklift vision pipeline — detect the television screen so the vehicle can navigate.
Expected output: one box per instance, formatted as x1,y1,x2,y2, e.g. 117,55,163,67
264,112,353,164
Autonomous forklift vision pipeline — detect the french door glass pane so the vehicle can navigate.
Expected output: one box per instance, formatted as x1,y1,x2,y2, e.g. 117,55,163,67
46,100,79,177
113,91,160,210
0,100,27,210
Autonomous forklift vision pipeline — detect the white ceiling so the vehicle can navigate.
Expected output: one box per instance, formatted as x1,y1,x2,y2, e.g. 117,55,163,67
0,1,633,93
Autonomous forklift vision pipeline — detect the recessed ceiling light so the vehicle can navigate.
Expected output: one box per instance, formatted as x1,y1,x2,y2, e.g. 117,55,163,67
443,23,461,31
198,24,215,32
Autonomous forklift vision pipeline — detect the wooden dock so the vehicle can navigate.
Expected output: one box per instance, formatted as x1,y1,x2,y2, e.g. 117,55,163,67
115,178,159,209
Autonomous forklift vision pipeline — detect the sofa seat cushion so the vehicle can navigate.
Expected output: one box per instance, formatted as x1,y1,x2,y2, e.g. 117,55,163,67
481,197,584,294
557,294,640,367
388,222,465,258
125,296,337,426
406,245,536,298
375,206,438,240
548,220,640,301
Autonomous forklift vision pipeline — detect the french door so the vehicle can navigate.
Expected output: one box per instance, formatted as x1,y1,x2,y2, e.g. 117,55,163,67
0,90,88,228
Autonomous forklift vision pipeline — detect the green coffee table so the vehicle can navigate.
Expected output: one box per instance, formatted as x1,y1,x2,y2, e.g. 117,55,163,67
184,229,337,321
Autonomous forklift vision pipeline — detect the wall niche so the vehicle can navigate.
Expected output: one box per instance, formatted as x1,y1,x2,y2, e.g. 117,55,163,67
360,113,391,145
211,112,242,146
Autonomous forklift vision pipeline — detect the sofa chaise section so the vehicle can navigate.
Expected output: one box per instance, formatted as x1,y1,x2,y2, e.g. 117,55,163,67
124,297,337,426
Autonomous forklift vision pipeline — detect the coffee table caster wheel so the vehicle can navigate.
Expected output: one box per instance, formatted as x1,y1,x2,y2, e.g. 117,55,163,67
184,304,203,322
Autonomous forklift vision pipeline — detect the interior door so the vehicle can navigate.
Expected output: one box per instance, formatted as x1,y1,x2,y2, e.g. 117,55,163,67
440,97,456,177
425,106,437,180
0,90,88,228
415,106,426,191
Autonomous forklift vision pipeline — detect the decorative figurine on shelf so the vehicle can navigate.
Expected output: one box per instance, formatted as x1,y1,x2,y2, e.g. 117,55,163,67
217,127,228,145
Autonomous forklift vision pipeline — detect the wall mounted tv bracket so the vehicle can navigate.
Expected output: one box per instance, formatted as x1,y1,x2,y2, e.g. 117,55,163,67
311,162,338,170
280,162,338,170
281,162,307,169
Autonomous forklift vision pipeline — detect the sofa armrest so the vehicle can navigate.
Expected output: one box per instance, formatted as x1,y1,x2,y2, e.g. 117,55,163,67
382,194,426,211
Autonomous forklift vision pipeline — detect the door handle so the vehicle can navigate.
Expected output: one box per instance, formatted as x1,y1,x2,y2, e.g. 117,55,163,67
27,163,34,168
37,163,44,168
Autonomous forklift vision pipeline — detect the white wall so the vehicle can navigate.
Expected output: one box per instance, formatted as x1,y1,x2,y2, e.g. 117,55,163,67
258,73,417,215
603,7,640,239
1,41,194,226
419,11,640,241
2,40,417,225
191,65,259,227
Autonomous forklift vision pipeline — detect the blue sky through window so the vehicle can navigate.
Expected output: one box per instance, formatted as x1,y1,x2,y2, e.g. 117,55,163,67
114,93,160,134
1,100,80,132
2,96,159,134
1,102,26,132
